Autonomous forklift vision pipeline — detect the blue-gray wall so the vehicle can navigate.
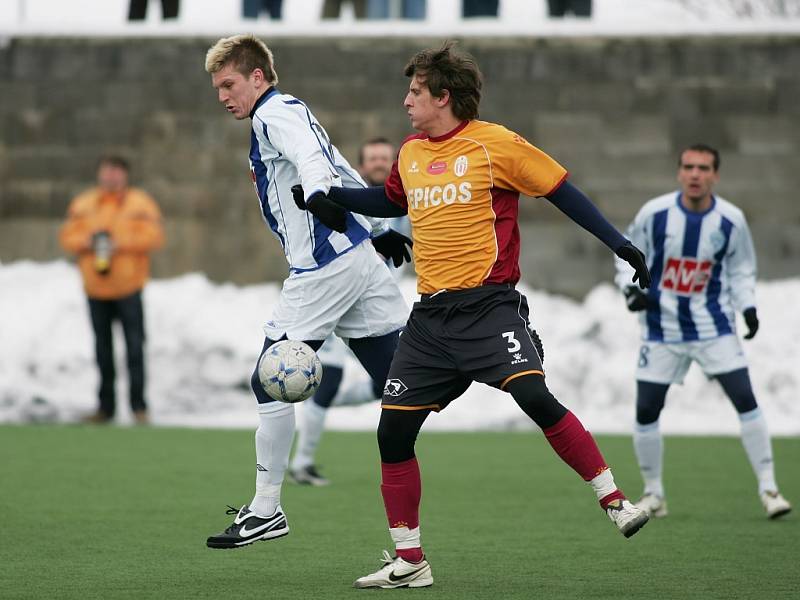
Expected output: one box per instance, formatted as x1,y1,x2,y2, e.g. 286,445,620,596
1,36,798,296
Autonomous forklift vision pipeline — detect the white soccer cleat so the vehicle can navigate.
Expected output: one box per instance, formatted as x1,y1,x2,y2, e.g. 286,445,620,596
353,550,433,589
635,493,668,518
761,491,792,519
606,499,649,538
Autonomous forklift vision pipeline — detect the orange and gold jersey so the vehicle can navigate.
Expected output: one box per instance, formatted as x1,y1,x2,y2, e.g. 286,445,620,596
384,120,567,294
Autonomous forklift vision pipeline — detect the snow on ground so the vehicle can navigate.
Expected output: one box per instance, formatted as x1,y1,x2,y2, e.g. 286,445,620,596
1,260,797,435
2,3,797,435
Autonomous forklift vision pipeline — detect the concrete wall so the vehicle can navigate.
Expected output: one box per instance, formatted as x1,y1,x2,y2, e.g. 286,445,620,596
1,36,798,296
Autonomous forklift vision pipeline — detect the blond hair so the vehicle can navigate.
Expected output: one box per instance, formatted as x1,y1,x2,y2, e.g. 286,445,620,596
205,34,278,85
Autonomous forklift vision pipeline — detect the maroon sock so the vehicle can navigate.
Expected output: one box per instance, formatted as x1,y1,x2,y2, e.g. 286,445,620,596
599,489,627,510
543,411,609,482
381,458,423,563
396,548,424,564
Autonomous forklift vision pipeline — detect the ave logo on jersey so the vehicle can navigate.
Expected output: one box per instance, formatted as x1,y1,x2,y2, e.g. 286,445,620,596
660,257,713,295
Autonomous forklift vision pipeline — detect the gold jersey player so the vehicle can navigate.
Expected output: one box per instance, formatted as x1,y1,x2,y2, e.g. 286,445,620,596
293,42,653,589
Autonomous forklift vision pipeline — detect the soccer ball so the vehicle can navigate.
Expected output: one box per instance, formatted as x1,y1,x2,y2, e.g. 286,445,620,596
258,340,323,403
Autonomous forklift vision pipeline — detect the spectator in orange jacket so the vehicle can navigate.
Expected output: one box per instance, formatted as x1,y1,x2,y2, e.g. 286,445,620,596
60,156,165,424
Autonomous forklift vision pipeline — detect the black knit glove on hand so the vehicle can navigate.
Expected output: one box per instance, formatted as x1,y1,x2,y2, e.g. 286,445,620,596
616,241,651,289
291,184,348,233
291,184,307,209
743,307,759,340
372,229,413,267
624,286,649,312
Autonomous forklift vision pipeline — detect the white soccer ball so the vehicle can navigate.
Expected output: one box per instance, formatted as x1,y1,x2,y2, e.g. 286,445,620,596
258,340,323,404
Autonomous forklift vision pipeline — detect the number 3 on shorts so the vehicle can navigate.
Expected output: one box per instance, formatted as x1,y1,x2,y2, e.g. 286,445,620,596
502,331,521,353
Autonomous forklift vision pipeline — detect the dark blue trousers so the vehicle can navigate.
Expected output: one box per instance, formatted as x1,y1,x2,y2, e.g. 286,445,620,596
88,291,146,417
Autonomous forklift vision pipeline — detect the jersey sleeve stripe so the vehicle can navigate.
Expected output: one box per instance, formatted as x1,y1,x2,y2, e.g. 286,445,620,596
251,128,286,248
705,217,734,336
455,136,494,188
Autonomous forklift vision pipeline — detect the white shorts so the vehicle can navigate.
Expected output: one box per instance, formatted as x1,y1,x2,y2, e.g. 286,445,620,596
316,333,350,369
635,334,749,385
263,241,409,342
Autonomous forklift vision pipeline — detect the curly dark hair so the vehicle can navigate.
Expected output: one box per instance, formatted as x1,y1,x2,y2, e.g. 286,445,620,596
404,41,482,121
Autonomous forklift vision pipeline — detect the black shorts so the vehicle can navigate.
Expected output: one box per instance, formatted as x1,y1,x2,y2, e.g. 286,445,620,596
382,285,545,412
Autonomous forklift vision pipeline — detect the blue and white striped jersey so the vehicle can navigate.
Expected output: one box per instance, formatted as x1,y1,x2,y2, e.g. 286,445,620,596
248,88,386,273
615,192,757,343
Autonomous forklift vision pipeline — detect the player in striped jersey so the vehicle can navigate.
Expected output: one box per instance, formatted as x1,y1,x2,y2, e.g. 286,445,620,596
295,42,652,588
615,144,792,520
289,138,412,487
203,35,412,549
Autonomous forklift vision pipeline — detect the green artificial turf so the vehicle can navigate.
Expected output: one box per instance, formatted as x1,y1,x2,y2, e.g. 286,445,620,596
1,426,797,599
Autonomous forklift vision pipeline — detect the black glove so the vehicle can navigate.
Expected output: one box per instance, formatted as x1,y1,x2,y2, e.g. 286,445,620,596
291,184,307,209
743,307,759,340
623,286,649,312
291,184,348,233
372,229,413,268
616,241,651,290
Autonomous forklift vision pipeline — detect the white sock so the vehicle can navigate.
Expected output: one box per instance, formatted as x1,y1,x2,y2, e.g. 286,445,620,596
290,399,328,471
739,407,777,495
390,526,421,550
250,402,295,517
589,468,618,502
633,421,664,498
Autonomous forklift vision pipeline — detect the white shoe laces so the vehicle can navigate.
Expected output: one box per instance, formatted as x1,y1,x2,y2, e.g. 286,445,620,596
363,550,399,579
378,550,396,567
356,550,427,587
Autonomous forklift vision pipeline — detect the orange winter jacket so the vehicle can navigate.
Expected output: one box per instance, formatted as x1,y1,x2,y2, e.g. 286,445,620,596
59,187,165,300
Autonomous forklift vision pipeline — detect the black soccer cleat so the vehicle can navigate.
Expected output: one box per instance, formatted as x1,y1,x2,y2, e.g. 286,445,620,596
206,504,289,549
